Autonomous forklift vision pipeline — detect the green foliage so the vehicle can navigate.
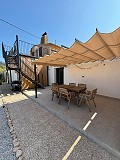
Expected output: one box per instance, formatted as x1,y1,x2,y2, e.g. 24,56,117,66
0,62,5,72
0,62,5,84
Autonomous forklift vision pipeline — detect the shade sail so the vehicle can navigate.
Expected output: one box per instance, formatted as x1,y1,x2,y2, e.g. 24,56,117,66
32,28,120,66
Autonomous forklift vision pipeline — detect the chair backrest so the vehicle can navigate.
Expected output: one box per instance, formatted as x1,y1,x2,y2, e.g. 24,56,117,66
78,83,86,88
52,83,58,86
51,85,59,93
69,83,76,86
59,88,68,95
91,88,97,98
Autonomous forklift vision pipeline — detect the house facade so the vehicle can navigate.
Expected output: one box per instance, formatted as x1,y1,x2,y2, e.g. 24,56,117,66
32,28,120,99
30,32,62,87
48,59,120,99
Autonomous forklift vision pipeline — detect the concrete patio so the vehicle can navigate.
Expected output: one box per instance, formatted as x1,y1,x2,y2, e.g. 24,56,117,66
1,83,120,159
22,86,120,157
0,83,119,159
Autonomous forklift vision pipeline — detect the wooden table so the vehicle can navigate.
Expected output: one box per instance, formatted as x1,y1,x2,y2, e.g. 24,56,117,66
57,84,86,94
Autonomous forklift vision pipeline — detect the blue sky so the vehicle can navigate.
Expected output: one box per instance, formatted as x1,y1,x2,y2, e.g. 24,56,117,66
0,0,120,62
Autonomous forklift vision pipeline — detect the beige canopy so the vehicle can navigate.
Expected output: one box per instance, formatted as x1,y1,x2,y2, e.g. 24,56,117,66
32,28,120,67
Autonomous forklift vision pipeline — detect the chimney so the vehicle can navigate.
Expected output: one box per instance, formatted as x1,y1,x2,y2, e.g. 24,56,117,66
41,32,48,44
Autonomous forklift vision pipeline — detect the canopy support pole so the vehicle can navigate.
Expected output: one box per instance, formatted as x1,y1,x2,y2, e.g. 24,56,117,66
34,64,37,98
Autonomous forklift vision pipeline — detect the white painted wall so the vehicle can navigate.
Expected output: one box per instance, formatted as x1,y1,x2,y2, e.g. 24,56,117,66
48,59,120,99
9,70,18,83
48,66,56,85
12,70,17,81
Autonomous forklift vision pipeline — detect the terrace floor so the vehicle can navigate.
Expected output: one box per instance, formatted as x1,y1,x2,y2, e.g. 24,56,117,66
23,86,120,156
0,83,120,159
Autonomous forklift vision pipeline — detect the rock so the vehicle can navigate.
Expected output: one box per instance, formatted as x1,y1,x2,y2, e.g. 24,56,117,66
11,130,16,134
16,150,22,158
8,124,13,128
13,146,21,152
8,120,11,124
8,121,12,124
13,138,18,143
8,124,12,128
8,119,12,123
10,127,14,133
13,147,19,152
8,119,12,122
13,141,20,147
12,134,17,139
11,133,16,137
6,112,9,115
9,124,13,128
18,156,23,160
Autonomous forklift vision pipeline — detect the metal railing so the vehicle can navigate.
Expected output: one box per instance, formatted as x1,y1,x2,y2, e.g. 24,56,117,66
19,40,34,55
2,35,44,90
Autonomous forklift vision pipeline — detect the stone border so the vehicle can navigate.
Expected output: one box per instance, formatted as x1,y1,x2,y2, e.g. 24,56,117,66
3,105,23,160
23,91,120,159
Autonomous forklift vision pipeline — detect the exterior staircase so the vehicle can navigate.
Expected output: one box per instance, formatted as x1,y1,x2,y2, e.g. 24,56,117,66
2,35,44,91
20,57,44,90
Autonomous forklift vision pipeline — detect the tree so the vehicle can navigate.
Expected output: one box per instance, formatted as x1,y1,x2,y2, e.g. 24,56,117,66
0,62,6,84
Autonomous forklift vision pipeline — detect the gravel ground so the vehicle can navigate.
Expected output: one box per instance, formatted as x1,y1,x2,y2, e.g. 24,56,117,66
0,107,16,160
3,93,119,160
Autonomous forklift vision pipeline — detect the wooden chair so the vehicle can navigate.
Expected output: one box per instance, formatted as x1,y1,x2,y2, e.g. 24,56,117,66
52,83,58,86
51,85,59,101
69,83,78,103
74,83,87,105
58,88,72,109
69,83,76,86
78,83,86,88
78,88,97,112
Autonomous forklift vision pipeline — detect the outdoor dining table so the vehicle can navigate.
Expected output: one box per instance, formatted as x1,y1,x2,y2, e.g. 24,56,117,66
57,84,86,94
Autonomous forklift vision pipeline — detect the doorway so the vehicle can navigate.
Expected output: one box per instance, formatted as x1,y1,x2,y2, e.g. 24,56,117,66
56,68,64,85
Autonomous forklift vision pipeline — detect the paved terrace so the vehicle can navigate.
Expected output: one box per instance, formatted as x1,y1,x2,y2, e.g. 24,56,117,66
0,83,120,159
23,86,120,156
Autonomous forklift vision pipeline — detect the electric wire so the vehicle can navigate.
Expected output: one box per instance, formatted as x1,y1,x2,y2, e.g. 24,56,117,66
0,18,40,39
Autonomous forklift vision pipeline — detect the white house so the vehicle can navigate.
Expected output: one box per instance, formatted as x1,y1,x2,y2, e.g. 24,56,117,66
48,58,120,99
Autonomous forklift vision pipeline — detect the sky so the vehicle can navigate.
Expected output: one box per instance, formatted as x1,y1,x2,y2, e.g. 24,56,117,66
0,0,120,62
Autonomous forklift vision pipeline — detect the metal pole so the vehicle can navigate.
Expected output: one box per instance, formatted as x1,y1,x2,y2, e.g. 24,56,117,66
6,70,9,84
16,35,20,81
34,64,37,98
18,56,21,82
16,35,21,91
10,70,12,85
